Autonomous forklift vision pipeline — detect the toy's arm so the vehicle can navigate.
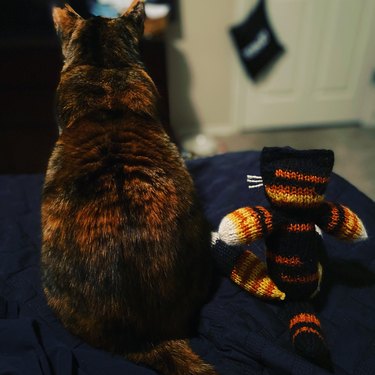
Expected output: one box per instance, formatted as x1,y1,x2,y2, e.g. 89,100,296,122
217,206,274,246
211,233,285,300
316,202,368,241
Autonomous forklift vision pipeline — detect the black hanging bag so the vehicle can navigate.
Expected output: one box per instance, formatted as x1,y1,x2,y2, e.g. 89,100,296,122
230,0,285,81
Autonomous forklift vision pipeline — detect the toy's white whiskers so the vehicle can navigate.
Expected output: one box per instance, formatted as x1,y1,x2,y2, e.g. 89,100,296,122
247,175,263,189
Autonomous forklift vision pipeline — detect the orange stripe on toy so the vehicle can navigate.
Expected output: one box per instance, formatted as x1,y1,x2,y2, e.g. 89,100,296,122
327,203,340,232
342,205,362,239
231,250,285,300
233,252,265,291
230,207,264,242
281,272,320,284
267,251,303,266
289,313,321,329
292,327,324,343
249,262,270,293
286,223,315,232
325,203,367,240
275,169,329,184
231,251,259,286
265,185,324,206
257,206,273,232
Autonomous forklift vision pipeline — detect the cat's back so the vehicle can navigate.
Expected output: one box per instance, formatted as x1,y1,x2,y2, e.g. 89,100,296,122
44,113,194,231
41,111,204,316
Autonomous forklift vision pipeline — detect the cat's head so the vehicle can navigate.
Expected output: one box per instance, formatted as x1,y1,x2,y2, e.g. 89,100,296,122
52,0,145,69
260,147,334,209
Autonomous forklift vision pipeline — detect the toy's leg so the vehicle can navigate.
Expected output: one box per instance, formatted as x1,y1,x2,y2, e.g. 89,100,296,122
211,234,285,300
287,301,332,371
230,249,285,300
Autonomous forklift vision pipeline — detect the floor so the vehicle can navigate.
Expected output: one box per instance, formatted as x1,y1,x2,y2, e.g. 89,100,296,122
213,125,375,201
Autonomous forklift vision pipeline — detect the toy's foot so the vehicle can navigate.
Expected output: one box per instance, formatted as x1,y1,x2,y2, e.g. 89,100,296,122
211,235,285,300
288,302,333,372
293,330,333,372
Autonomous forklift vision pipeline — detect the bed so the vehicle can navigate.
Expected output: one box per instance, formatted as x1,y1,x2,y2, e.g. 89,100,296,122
1,150,374,374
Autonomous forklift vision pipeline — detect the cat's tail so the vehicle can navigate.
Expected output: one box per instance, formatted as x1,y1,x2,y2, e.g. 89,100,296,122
127,339,218,375
287,301,333,372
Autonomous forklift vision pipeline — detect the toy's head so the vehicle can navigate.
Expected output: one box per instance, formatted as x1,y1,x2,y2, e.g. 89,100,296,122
261,147,334,209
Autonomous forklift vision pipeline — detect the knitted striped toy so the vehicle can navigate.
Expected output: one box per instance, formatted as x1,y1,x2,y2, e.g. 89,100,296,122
212,147,367,371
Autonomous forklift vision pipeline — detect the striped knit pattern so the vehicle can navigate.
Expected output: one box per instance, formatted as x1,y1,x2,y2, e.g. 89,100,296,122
264,184,324,207
290,311,324,344
275,169,329,184
261,147,334,209
218,206,273,246
317,202,368,241
265,222,324,300
231,250,285,300
288,302,332,370
212,147,367,371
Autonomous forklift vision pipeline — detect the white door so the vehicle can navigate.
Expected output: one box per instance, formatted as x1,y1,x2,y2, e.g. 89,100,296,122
232,0,375,130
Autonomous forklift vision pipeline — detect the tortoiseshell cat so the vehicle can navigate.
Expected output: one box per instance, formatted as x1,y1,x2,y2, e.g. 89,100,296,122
41,1,216,374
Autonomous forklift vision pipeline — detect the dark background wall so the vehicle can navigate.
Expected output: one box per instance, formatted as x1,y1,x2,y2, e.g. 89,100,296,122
0,0,173,174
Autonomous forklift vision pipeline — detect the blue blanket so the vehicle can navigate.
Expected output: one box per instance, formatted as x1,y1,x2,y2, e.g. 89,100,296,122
1,151,374,374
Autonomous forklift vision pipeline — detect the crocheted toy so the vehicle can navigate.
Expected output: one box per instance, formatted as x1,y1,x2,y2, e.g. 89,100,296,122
212,147,368,371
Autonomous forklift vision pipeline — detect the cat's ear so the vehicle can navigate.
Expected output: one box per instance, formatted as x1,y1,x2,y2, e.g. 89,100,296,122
52,4,83,40
120,0,146,39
